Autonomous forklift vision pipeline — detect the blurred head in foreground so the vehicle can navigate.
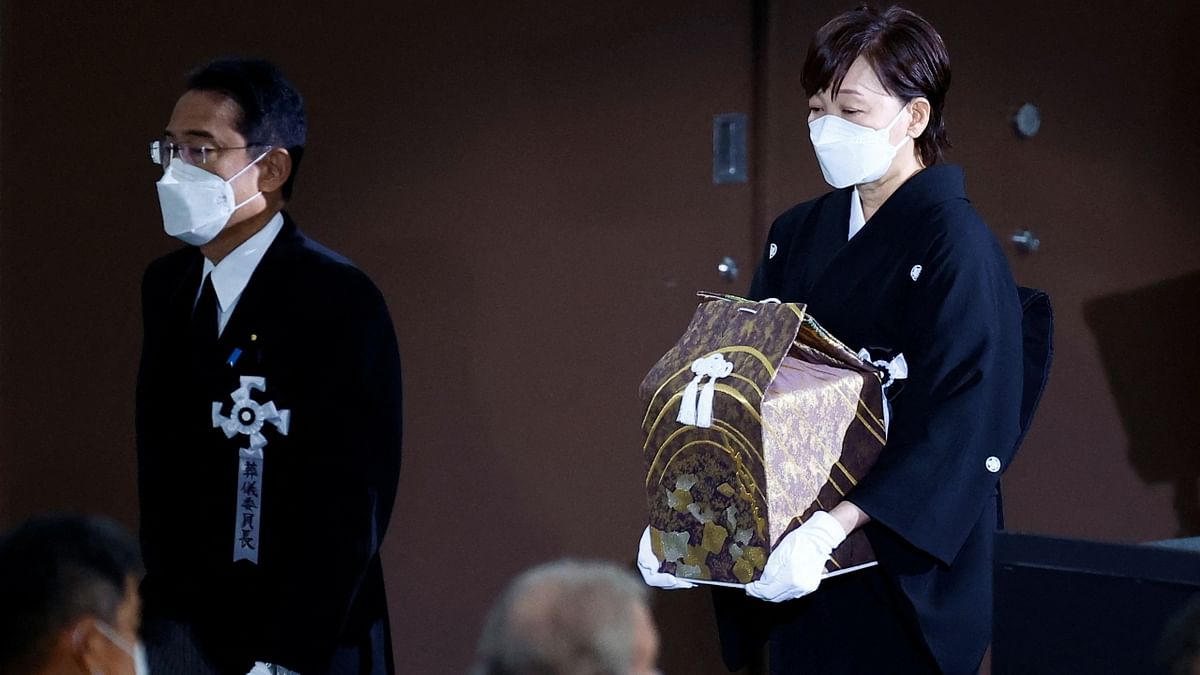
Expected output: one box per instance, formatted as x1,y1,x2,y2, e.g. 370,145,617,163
0,514,145,675
473,559,660,675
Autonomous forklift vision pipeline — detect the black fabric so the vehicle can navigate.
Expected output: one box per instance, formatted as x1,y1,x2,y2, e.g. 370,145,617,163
143,619,221,675
997,287,1053,530
719,165,1025,675
770,566,938,673
714,566,941,675
190,273,219,352
1014,287,1053,452
136,213,403,675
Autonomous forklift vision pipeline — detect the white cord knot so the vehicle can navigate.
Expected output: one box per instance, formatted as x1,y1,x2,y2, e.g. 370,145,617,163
857,350,908,390
857,349,908,434
676,353,735,428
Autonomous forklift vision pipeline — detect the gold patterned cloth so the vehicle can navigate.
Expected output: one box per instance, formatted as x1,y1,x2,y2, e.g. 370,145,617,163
640,293,887,584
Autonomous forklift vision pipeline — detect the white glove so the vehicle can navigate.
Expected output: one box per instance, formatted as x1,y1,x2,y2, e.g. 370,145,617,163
636,526,697,590
744,511,847,602
248,663,301,675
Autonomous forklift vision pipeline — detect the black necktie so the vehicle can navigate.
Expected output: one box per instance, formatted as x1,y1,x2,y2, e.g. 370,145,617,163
191,274,219,350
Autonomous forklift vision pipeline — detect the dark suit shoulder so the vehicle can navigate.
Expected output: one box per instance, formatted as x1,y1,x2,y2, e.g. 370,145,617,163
141,246,201,315
293,236,382,295
143,246,196,284
292,233,358,271
273,231,391,323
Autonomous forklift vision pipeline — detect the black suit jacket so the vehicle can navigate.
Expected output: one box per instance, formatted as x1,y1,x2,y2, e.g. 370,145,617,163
136,213,402,675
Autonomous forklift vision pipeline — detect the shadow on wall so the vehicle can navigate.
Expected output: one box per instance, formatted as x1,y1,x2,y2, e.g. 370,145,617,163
1084,271,1200,537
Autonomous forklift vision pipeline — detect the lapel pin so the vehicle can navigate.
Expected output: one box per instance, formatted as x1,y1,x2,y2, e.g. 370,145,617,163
910,265,923,282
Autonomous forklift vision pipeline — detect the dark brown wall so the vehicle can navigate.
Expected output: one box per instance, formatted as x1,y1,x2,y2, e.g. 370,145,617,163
760,0,1200,544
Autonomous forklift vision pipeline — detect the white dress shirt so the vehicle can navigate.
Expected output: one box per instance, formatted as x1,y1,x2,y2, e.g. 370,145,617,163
197,212,285,336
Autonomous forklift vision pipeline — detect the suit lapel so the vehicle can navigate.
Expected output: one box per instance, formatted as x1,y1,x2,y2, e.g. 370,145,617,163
168,253,206,327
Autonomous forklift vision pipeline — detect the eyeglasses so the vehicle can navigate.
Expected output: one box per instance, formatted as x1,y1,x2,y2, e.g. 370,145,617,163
149,140,269,167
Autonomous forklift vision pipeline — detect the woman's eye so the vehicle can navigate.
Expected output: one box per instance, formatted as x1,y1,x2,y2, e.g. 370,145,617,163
809,106,823,113
842,109,861,115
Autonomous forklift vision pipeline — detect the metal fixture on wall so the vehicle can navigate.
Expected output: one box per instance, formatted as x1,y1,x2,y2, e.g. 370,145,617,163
713,113,749,183
1010,104,1042,253
1011,228,1041,253
718,256,739,282
1012,103,1041,139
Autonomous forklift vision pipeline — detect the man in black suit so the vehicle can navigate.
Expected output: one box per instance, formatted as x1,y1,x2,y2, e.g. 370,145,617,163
137,58,402,675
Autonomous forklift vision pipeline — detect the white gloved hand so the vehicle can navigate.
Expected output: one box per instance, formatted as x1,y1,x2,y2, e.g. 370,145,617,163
636,526,697,590
744,511,847,602
248,663,301,675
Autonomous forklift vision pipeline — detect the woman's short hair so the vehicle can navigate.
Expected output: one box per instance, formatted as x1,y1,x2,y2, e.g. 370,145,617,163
803,5,952,166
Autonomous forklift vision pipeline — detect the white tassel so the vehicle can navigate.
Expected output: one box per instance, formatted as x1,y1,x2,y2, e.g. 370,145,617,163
677,375,702,425
696,377,717,428
677,354,734,428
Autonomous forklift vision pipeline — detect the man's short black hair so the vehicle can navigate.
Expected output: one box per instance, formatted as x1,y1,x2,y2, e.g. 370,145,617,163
0,514,143,673
187,57,307,200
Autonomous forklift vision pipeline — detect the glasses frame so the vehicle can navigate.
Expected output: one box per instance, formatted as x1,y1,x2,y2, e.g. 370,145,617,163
149,139,270,167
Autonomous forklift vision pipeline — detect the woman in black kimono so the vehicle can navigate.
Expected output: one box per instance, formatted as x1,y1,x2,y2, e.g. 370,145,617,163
641,6,1025,674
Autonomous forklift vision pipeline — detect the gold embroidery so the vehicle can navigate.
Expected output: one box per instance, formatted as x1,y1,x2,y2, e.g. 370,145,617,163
761,356,861,546
836,461,858,486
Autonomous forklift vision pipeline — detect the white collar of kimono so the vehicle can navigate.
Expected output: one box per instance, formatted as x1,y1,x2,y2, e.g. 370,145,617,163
202,211,285,312
848,187,866,241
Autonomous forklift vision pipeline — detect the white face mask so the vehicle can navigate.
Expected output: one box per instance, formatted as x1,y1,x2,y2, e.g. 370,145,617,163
156,150,269,246
94,621,150,675
808,104,911,189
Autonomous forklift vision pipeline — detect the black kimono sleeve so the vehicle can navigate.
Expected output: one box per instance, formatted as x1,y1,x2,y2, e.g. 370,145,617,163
847,203,1023,565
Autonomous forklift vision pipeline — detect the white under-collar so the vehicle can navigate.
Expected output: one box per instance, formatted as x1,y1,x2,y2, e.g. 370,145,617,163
848,187,866,240
202,212,285,314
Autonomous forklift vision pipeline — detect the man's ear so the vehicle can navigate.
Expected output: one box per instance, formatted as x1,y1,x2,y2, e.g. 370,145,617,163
68,617,107,673
257,148,292,195
907,97,932,139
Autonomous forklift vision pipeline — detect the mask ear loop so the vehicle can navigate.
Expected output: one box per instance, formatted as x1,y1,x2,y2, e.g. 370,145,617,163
227,147,273,183
226,147,274,210
92,620,140,675
886,104,915,149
